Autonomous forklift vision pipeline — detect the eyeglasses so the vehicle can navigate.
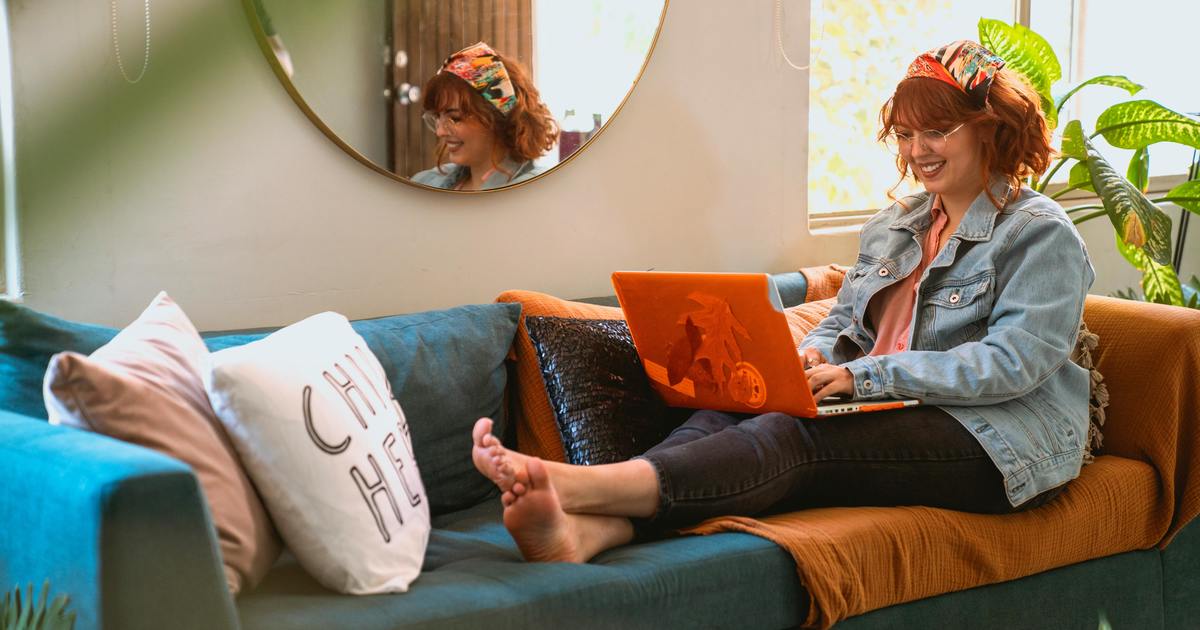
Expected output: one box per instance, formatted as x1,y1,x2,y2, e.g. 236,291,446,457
882,123,966,154
422,110,463,133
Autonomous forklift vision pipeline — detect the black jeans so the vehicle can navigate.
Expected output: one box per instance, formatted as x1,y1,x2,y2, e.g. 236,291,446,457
637,406,1062,531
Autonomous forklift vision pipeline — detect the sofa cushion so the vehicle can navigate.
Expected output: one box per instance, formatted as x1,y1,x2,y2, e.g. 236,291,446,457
206,312,431,595
0,300,116,419
42,292,281,595
524,316,689,465
495,291,626,462
203,303,521,516
236,498,805,630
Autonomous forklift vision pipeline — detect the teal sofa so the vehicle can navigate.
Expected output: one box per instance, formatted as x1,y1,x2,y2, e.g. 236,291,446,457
2,272,1198,629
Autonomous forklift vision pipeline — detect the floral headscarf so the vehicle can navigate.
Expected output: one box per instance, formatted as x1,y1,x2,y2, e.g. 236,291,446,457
904,40,1006,107
439,41,517,115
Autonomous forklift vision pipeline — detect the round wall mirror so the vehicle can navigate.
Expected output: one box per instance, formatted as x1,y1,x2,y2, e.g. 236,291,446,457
244,0,669,192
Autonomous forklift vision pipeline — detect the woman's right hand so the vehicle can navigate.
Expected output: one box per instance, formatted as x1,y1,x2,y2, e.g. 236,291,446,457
800,347,827,370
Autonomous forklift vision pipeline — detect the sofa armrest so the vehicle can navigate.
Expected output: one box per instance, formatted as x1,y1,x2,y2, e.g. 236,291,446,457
798,264,851,302
770,272,809,308
0,411,238,630
1082,295,1200,545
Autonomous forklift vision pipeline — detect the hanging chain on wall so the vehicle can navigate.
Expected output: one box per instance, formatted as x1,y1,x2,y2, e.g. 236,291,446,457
111,0,151,84
775,0,826,71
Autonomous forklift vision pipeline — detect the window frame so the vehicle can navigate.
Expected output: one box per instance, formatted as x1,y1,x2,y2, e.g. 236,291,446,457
0,0,20,301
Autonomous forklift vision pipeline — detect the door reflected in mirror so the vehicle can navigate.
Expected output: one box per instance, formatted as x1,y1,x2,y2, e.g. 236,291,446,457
248,0,668,192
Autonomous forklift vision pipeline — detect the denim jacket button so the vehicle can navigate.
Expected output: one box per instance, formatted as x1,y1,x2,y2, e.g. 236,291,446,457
863,379,874,390
878,268,890,277
949,293,961,304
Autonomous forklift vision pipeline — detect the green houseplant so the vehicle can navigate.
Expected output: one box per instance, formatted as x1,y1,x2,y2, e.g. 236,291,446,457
976,19,1200,307
0,582,75,630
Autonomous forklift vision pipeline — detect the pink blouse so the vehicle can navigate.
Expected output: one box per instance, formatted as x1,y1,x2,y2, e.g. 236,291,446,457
867,195,948,356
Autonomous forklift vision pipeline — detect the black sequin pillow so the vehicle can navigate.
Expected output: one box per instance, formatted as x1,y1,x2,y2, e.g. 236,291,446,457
524,316,690,465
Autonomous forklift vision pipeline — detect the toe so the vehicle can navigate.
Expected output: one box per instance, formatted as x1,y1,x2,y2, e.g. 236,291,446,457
526,458,549,489
472,417,493,446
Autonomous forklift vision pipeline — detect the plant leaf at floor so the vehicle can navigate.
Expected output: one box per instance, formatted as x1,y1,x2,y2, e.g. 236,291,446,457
0,582,75,630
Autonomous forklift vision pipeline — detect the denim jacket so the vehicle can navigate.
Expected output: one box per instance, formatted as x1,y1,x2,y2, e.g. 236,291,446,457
411,156,542,190
799,182,1095,506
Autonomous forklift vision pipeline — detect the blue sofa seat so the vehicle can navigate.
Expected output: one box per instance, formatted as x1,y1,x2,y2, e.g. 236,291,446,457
238,499,803,629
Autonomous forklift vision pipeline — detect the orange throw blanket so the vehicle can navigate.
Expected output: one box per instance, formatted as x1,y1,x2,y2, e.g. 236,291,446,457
687,284,1200,628
687,456,1159,628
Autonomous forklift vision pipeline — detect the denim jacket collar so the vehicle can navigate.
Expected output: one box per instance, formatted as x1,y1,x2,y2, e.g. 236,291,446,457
890,179,1015,243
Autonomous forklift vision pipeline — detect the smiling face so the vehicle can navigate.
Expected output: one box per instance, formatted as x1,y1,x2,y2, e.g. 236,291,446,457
895,120,986,205
881,78,996,209
422,73,508,178
433,108,498,170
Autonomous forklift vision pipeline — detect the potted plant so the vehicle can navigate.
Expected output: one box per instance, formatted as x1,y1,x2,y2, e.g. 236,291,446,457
977,18,1200,307
0,582,75,630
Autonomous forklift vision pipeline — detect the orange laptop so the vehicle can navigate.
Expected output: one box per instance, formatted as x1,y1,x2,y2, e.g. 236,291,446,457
611,271,920,418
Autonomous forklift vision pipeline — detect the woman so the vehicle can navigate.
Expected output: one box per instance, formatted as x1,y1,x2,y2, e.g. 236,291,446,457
471,40,1095,563
412,42,559,191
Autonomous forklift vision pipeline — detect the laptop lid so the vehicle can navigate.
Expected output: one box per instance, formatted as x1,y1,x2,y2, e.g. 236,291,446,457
612,271,819,418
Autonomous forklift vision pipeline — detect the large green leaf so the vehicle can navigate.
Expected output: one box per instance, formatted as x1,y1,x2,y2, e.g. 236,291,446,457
1127,147,1150,192
1117,234,1184,305
1183,276,1200,309
1060,120,1087,160
1160,179,1200,215
977,19,1060,93
1095,100,1200,151
1054,75,1143,116
1042,96,1059,132
1068,161,1095,193
1085,135,1173,266
978,19,1060,129
1144,264,1185,306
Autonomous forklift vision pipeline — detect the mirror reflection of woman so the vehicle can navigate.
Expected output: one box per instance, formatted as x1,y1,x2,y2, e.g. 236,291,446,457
412,42,559,191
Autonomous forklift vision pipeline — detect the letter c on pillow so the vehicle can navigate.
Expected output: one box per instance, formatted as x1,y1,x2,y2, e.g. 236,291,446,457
303,385,351,454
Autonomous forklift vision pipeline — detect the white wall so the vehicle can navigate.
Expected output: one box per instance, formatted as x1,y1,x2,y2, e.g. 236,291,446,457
12,0,855,329
8,1,1195,329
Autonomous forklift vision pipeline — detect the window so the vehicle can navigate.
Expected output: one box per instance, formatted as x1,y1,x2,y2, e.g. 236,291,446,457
806,0,1196,227
805,1,1014,229
0,0,18,300
1030,0,1197,190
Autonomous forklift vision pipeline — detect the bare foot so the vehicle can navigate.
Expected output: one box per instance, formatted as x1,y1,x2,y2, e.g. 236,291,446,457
503,458,586,563
472,417,519,492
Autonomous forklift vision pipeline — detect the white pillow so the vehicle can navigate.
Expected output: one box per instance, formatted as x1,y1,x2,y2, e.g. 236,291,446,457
204,312,430,594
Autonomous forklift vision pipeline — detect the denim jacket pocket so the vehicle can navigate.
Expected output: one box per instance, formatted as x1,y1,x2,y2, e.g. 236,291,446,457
1019,388,1082,451
924,271,995,350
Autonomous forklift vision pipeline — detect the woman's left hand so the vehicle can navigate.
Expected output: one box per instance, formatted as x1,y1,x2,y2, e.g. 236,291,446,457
805,364,854,401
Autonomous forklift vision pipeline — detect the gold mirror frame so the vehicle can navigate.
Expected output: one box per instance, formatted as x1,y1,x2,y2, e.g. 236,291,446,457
241,1,670,194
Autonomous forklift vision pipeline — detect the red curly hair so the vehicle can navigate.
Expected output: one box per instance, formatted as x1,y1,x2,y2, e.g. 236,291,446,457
423,52,559,174
878,68,1053,209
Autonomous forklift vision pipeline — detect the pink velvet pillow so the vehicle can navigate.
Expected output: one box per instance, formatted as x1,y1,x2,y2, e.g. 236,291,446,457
42,292,280,595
